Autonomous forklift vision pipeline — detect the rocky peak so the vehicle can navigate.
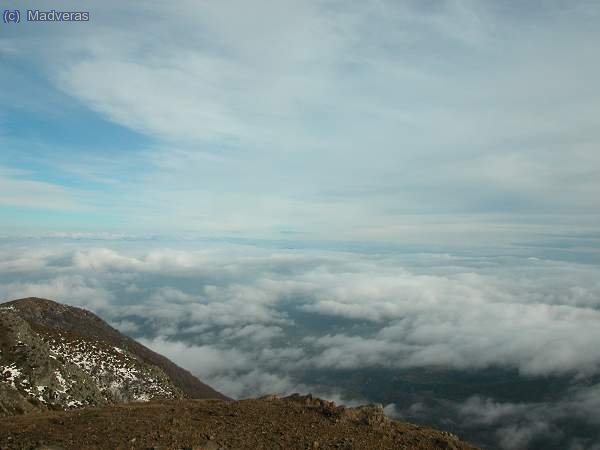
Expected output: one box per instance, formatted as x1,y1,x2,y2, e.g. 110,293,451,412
0,298,226,417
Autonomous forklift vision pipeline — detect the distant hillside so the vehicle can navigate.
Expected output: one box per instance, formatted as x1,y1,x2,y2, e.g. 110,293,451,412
0,297,226,415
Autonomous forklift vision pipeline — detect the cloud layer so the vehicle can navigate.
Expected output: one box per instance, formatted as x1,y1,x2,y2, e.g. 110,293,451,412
1,238,600,447
1,240,600,378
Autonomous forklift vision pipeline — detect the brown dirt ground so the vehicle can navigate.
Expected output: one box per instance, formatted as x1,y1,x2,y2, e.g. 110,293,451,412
0,397,479,450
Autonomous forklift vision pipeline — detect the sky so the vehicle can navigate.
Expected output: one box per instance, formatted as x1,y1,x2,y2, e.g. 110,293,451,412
1,0,599,242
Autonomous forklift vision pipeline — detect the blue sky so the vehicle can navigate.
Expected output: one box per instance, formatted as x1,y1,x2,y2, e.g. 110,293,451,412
1,0,599,242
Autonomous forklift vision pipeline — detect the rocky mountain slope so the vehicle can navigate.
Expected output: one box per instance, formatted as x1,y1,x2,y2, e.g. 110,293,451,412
0,298,226,415
0,395,479,450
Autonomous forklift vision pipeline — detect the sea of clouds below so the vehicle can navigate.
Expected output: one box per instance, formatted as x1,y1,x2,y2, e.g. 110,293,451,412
1,237,600,449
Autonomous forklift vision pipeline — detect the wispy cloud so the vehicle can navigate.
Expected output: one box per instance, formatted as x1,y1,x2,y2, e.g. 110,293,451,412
0,166,80,210
2,1,600,235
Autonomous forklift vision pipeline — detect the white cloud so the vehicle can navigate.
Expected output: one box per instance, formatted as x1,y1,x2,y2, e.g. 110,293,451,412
0,274,112,310
141,335,361,402
111,319,140,334
0,248,55,273
455,387,600,450
0,167,80,211
219,324,283,345
388,384,600,449
302,277,600,376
